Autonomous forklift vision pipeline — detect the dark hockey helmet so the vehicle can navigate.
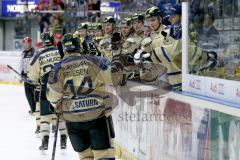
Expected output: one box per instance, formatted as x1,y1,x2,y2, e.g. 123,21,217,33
41,32,54,44
62,33,79,52
103,16,116,24
131,13,145,22
93,23,103,30
121,18,132,27
78,23,88,30
87,23,93,30
145,6,162,18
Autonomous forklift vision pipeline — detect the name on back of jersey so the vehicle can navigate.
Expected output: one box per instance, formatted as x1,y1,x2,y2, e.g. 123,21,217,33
39,52,61,65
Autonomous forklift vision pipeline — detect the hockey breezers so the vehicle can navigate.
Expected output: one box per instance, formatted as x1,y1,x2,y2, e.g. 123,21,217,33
6,65,37,85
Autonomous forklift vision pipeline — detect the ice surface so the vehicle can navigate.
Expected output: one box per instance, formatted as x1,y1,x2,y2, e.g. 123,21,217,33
0,84,78,160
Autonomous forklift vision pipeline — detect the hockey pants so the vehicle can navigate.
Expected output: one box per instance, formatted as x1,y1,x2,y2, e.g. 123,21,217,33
66,116,115,160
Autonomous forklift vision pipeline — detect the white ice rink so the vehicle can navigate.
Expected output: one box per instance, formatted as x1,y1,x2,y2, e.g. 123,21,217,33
0,84,78,160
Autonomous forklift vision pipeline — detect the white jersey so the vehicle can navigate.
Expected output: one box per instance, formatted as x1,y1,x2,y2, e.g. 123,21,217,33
20,48,35,75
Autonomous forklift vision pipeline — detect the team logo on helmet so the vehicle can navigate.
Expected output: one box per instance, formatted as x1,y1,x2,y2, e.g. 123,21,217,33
63,33,80,52
103,16,116,24
145,6,162,18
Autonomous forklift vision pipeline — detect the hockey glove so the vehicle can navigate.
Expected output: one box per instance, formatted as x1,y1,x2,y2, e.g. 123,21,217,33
111,55,124,73
134,49,151,64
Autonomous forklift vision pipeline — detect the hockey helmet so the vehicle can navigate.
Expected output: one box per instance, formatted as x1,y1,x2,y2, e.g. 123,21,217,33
131,13,145,22
103,16,116,24
62,33,80,52
78,23,88,30
145,6,162,18
93,23,103,30
41,32,54,44
121,18,132,27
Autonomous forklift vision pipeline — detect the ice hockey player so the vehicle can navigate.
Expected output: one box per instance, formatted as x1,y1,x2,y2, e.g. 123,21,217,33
76,22,92,44
131,13,145,46
132,6,182,90
99,16,116,60
20,37,36,114
92,23,104,47
47,33,125,160
120,18,133,40
28,32,67,150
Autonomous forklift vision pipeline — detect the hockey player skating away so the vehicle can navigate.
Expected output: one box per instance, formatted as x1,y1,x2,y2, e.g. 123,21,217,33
47,33,124,160
28,32,67,150
20,37,36,114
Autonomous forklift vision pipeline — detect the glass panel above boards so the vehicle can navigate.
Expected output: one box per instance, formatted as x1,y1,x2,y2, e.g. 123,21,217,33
188,0,240,81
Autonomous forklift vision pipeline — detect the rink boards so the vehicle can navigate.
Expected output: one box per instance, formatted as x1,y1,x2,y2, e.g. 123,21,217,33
111,83,240,160
0,51,21,83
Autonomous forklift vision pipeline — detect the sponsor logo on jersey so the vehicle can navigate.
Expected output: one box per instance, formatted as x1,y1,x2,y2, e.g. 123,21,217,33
69,97,102,111
39,52,61,66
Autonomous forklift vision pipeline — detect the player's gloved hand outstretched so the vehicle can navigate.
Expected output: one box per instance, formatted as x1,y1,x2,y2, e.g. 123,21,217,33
133,49,151,64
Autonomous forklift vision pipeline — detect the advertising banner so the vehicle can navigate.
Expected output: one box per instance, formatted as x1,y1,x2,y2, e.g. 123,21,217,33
0,51,21,82
2,0,38,17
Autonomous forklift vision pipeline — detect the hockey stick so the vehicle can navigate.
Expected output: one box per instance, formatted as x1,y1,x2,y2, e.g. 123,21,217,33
51,115,59,160
6,65,37,85
57,41,64,59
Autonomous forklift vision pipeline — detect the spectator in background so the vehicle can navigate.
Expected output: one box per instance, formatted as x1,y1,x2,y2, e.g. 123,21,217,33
49,0,59,10
43,21,51,32
39,14,50,33
203,13,219,38
15,20,25,38
36,0,49,11
52,16,64,34
199,12,220,48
